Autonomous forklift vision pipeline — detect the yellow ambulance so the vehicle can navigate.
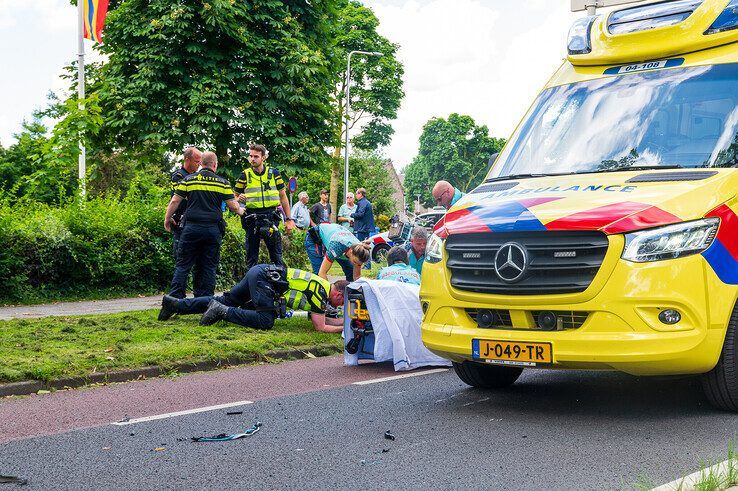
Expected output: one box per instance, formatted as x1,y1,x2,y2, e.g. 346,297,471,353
421,0,738,410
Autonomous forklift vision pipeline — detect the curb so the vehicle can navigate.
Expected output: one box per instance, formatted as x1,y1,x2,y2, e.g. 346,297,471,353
0,343,341,398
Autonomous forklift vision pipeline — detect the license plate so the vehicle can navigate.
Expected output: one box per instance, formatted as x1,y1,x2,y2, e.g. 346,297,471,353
472,339,552,366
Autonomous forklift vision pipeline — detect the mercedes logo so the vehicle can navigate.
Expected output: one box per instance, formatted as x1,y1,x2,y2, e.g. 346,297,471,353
494,242,528,283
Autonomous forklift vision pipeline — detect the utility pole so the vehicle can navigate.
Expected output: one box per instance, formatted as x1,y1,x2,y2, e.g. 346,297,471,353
77,0,86,198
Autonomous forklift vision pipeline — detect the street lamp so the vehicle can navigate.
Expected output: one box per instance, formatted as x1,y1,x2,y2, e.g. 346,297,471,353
344,50,383,201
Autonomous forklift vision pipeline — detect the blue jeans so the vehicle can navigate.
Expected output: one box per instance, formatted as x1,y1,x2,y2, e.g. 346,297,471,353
304,233,355,280
169,223,222,299
175,265,276,330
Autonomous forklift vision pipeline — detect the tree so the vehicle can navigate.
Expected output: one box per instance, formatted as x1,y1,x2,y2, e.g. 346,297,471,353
327,0,404,219
404,113,505,207
88,0,339,177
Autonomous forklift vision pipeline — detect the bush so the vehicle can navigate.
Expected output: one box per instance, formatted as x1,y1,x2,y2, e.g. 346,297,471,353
0,194,309,304
376,214,390,232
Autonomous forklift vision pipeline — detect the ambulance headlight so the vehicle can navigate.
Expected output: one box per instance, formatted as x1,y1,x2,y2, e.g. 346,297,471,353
706,0,738,34
426,233,445,264
621,218,719,263
568,15,597,55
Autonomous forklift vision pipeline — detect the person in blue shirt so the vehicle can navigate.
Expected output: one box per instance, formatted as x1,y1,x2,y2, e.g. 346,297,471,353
351,187,375,269
377,246,421,285
402,226,427,275
432,180,465,209
304,223,371,281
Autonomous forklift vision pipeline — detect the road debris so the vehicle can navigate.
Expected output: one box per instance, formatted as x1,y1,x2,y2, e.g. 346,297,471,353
225,411,243,416
192,422,262,442
153,447,166,452
384,430,395,441
0,475,28,486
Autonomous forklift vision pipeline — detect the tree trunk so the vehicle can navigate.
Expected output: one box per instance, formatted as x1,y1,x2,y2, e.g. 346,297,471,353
329,149,341,222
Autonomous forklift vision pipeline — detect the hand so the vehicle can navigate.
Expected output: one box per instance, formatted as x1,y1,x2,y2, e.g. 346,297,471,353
237,194,247,203
285,218,296,234
164,218,172,232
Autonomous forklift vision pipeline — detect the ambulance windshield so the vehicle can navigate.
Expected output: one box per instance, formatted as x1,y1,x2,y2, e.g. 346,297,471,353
490,63,738,179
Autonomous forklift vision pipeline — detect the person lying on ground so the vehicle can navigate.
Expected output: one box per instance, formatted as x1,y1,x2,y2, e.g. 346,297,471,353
158,264,349,333
376,246,421,285
304,223,371,281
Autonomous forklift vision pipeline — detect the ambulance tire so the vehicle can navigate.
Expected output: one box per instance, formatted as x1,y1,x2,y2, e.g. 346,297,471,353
453,361,523,389
701,303,738,411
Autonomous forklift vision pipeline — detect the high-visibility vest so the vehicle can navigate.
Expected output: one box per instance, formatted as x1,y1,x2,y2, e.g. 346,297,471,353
239,165,281,209
284,268,330,314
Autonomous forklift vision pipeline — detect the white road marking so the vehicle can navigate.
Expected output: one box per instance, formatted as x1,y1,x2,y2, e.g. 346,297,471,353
353,368,449,385
652,459,734,491
111,400,254,426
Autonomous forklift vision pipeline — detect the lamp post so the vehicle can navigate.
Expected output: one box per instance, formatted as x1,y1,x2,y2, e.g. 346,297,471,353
344,50,383,201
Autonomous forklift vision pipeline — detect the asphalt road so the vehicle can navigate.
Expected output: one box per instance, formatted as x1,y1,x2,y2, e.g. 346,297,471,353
1,356,737,490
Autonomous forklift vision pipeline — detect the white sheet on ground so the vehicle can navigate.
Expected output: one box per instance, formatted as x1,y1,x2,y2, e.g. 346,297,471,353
343,278,452,371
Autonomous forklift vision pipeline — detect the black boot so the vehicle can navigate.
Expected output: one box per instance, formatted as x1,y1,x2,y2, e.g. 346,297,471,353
157,295,180,321
200,299,229,326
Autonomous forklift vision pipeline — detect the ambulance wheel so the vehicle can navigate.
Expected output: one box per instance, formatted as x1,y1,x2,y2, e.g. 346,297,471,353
701,303,738,411
372,244,390,263
453,361,523,389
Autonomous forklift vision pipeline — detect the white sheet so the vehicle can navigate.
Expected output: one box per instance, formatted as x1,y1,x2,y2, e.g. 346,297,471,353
343,278,452,371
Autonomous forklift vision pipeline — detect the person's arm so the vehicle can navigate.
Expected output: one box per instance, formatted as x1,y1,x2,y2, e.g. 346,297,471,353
278,188,295,233
164,195,183,232
352,202,366,219
318,256,334,279
309,313,343,333
225,198,245,216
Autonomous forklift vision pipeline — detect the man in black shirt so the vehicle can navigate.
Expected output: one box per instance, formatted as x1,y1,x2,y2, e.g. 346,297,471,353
310,189,332,224
163,152,244,302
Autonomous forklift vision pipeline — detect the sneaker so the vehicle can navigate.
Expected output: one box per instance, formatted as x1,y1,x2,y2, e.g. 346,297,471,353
157,295,179,321
200,299,229,326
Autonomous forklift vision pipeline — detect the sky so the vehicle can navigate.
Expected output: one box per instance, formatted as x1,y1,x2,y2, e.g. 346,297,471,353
0,0,581,171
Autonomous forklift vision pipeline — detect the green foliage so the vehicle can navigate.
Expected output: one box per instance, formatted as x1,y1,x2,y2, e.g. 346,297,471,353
331,0,405,151
92,0,338,176
293,150,397,218
0,194,308,304
404,113,506,207
375,214,389,232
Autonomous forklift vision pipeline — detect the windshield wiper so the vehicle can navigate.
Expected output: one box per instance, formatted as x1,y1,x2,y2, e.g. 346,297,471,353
575,165,684,175
484,173,563,183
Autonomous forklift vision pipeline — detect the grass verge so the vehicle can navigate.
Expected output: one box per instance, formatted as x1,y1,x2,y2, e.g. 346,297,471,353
0,309,342,384
641,443,738,491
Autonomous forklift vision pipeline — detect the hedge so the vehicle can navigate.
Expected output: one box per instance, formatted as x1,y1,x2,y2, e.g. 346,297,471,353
0,192,309,304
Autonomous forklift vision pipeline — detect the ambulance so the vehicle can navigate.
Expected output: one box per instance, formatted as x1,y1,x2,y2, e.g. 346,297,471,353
420,0,738,410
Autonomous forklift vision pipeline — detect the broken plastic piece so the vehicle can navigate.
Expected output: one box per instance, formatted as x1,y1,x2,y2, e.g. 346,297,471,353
192,422,262,442
384,430,395,441
0,475,28,485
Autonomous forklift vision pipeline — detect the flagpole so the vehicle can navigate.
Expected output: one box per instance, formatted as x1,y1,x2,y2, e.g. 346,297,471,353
77,0,86,198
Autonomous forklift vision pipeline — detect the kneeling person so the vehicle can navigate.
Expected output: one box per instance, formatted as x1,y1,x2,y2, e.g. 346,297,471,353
158,264,349,333
376,246,421,285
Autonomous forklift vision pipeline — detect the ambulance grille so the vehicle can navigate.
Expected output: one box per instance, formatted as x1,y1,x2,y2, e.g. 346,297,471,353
446,231,608,295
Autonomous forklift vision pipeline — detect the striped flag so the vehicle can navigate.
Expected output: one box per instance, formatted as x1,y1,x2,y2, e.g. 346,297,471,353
83,0,110,43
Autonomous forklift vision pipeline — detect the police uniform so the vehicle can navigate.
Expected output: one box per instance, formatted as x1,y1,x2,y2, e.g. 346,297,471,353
235,164,286,269
168,168,234,299
172,265,330,330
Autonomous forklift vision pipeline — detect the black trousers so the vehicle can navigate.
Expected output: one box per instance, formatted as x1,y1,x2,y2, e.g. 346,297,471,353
169,223,223,299
244,215,284,269
174,265,277,330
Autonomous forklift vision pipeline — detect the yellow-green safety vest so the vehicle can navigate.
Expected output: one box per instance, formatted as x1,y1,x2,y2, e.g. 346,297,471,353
238,165,281,209
284,268,330,314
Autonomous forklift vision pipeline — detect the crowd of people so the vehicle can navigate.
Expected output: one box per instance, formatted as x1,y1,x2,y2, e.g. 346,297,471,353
156,144,455,334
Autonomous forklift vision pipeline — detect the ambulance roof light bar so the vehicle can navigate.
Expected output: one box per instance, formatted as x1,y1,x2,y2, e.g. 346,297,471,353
571,0,649,15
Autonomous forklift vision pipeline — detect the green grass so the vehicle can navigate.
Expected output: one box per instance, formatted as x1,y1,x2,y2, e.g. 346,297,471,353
634,443,738,491
0,310,342,383
327,261,382,279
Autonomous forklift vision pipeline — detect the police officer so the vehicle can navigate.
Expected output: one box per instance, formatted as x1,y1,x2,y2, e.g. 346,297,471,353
168,147,202,260
234,144,295,269
163,151,245,305
157,265,348,333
